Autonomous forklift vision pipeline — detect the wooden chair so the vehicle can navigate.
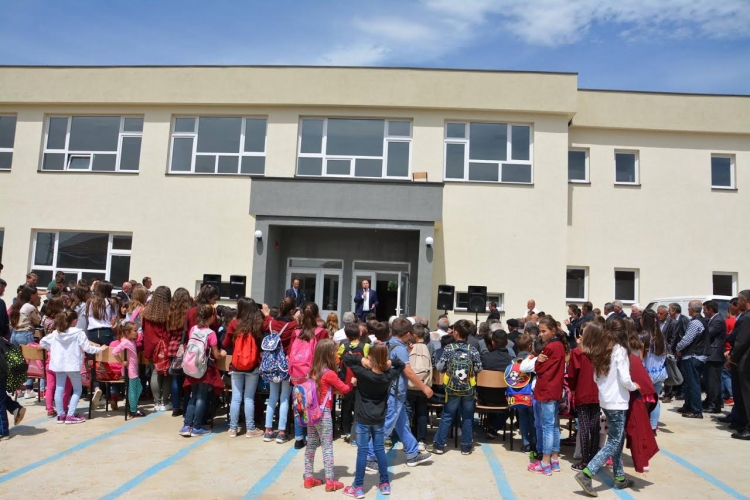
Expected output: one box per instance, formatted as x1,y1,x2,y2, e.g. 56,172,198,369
88,349,128,420
475,370,515,450
20,345,46,403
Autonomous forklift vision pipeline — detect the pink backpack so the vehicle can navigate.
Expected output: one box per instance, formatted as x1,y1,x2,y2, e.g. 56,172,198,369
289,330,317,384
292,369,331,427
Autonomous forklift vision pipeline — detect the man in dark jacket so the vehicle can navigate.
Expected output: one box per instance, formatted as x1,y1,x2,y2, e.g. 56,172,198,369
676,300,708,418
728,290,750,440
703,300,727,413
0,279,8,340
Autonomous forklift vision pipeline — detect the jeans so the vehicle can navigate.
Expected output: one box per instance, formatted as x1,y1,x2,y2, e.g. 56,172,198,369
533,399,543,454
230,371,260,431
406,392,429,442
184,383,210,428
434,395,475,451
650,382,664,430
355,422,389,487
368,395,419,460
722,367,733,399
517,406,536,447
46,370,73,413
540,400,560,455
682,357,705,414
10,329,35,390
0,391,23,437
150,361,171,406
171,375,187,411
587,409,626,478
55,371,82,417
265,379,292,431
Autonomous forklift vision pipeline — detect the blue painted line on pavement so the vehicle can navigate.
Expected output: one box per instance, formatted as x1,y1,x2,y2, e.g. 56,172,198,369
0,412,161,484
376,447,399,500
596,470,636,500
243,445,300,500
16,404,88,429
480,443,517,500
661,448,746,499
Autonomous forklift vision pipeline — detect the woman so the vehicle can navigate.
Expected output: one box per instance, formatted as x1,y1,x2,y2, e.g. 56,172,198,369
143,285,172,412
264,296,299,444
641,309,667,433
325,313,339,340
10,286,42,398
85,280,118,409
166,287,193,417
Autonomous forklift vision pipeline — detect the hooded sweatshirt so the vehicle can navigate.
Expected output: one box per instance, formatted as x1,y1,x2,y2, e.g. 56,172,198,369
40,327,103,372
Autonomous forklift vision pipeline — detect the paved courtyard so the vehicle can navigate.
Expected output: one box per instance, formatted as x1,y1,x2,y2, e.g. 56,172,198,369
0,399,747,499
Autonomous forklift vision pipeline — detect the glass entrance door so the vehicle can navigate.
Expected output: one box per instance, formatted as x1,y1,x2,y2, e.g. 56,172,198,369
396,271,410,317
287,265,342,319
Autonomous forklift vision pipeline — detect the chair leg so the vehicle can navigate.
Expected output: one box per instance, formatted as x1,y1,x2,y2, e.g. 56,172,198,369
124,380,129,421
509,410,515,451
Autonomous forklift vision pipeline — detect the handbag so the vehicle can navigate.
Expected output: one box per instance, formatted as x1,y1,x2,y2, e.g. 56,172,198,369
664,354,683,386
168,320,188,376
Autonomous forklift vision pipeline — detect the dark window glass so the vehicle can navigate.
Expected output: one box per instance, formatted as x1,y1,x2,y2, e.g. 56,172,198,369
56,232,108,270
174,118,195,133
386,142,409,177
326,159,351,176
34,232,56,266
120,137,141,171
614,271,636,302
46,117,68,150
354,158,382,177
711,157,732,187
300,119,324,154
42,153,65,171
0,115,17,149
468,162,498,182
615,153,636,183
297,157,322,176
568,151,587,181
195,155,216,173
69,116,120,152
327,119,384,157
112,235,132,250
92,154,117,172
511,125,530,161
502,164,532,183
170,137,193,172
240,156,265,175
0,152,12,169
197,117,241,154
566,269,586,299
469,123,506,161
217,156,239,174
30,269,53,288
712,274,733,296
123,117,144,132
244,118,267,153
109,255,131,288
445,143,465,179
446,123,465,139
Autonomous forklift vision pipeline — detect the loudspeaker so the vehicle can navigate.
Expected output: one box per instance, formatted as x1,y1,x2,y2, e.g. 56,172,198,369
467,285,487,313
437,284,455,311
202,274,222,291
229,275,247,300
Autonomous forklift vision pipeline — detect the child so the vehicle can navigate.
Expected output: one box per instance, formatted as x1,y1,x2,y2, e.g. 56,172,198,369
40,297,71,417
527,316,568,475
342,343,405,498
180,303,227,437
338,323,370,444
433,319,483,455
39,310,106,424
303,339,353,491
513,334,536,453
567,323,601,471
575,319,639,496
111,322,147,417
406,324,432,450
520,336,547,459
478,329,512,439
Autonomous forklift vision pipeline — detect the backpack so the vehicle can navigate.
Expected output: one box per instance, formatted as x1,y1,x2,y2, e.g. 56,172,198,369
182,327,211,379
503,359,533,408
289,329,317,384
338,339,366,383
408,343,432,390
292,369,331,427
153,338,170,376
260,323,290,383
444,345,475,397
233,333,259,372
2,341,29,392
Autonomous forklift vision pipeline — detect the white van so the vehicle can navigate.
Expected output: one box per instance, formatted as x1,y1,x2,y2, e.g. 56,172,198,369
644,296,733,317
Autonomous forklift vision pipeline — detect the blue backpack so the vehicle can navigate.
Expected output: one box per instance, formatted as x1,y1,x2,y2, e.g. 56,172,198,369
503,359,533,409
260,323,290,383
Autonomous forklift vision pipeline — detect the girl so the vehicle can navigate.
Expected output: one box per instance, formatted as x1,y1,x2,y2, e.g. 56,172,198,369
325,313,339,340
70,285,90,333
85,281,117,416
567,322,601,471
291,303,324,449
575,319,640,496
527,316,569,475
342,343,404,498
304,339,353,491
39,310,106,424
126,285,148,333
179,303,226,437
264,296,299,444
40,297,71,417
223,298,265,438
111,322,147,417
143,286,172,412
641,309,667,433
187,285,219,332
10,286,42,398
166,287,193,417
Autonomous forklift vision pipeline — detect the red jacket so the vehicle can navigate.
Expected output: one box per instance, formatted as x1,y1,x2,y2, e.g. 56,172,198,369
142,319,169,361
534,338,566,402
567,347,599,405
625,353,659,473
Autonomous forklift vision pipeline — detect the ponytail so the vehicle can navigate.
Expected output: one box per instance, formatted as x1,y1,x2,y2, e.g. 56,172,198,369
299,302,320,341
54,310,78,332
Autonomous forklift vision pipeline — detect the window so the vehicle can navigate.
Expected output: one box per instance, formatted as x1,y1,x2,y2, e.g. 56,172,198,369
711,155,735,189
455,292,504,312
712,272,736,296
444,122,533,184
42,116,143,172
568,149,588,183
296,118,411,178
566,267,588,300
30,231,132,288
614,269,638,303
169,116,267,175
614,151,638,184
0,115,16,170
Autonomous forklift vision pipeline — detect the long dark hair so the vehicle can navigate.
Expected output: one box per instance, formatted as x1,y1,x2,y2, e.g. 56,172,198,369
298,302,319,341
166,287,192,331
143,285,171,323
54,310,78,332
278,296,296,318
641,309,666,357
581,322,614,378
86,280,115,321
235,297,263,341
10,286,37,328
538,315,570,355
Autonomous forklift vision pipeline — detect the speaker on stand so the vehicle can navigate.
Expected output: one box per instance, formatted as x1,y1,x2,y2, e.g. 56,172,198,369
467,285,487,325
437,284,455,316
202,274,222,294
229,275,247,300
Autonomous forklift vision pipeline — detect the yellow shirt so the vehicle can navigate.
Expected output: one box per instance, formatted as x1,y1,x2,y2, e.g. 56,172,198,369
337,339,370,358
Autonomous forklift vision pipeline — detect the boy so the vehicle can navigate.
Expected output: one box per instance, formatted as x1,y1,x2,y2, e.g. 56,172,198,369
479,329,514,438
513,334,537,453
432,319,483,455
406,324,433,451
338,323,370,443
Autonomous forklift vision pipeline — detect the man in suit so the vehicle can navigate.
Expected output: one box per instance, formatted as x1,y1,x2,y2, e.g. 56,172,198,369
0,279,9,340
728,289,750,440
703,300,727,413
284,278,306,308
578,301,595,330
354,279,378,322
116,281,132,303
662,302,689,402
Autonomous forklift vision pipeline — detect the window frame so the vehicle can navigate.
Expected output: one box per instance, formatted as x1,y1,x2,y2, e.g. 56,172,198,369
443,121,534,184
41,115,143,173
568,148,589,183
30,231,132,289
295,117,413,180
613,268,639,304
168,115,268,175
712,272,737,296
614,150,639,185
0,114,16,171
454,292,504,312
565,267,589,301
710,154,736,190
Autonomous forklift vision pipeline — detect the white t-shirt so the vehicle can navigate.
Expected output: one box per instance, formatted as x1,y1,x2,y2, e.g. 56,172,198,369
86,301,115,330
594,344,637,410
332,328,347,343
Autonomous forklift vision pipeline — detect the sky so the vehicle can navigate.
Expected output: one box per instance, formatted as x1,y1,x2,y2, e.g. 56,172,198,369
1,0,749,94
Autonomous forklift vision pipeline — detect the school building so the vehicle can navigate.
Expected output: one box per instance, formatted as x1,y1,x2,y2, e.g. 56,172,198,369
0,66,748,322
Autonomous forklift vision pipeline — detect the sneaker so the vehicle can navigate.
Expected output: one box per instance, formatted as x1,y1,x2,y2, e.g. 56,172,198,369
613,478,633,491
172,409,184,417
154,404,165,412
605,457,613,467
13,407,26,426
528,461,552,476
430,444,444,455
365,460,378,472
276,431,289,444
575,471,598,497
724,398,735,405
303,477,323,489
24,390,38,399
56,415,66,425
461,449,472,455
571,462,586,471
47,410,57,418
39,390,45,398
520,445,531,453
91,388,103,409
294,438,306,449
65,415,86,425
325,479,344,492
246,428,264,439
179,426,192,437
131,410,147,418
378,483,391,495
263,430,276,442
529,450,539,460
191,427,212,437
111,400,119,411
228,428,238,438
343,433,351,443
384,437,393,449
551,461,561,473
343,485,365,498
406,452,432,467
418,441,426,452
164,403,173,411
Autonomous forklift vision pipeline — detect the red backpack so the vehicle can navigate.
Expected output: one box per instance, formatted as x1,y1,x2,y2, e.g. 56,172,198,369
289,329,317,384
233,334,259,371
154,339,170,376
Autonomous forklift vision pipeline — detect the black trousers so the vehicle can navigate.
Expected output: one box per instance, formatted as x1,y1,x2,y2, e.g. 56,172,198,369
740,370,750,431
705,361,724,411
577,403,601,464
731,366,748,426
341,391,356,434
